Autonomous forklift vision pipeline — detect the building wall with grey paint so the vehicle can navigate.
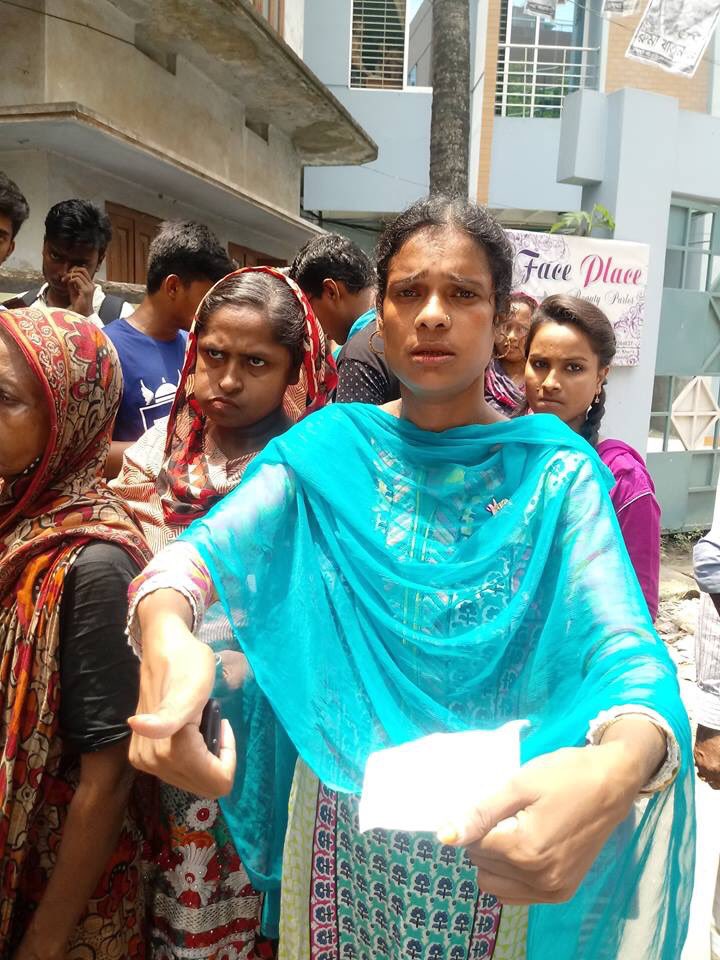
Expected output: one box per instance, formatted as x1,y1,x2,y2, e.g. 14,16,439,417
488,119,582,212
303,0,431,217
0,149,309,274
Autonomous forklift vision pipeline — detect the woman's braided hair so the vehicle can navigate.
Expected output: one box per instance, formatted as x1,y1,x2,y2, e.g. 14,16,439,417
525,294,616,447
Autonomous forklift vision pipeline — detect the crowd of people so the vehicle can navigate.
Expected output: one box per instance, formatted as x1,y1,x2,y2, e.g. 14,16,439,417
0,168,713,960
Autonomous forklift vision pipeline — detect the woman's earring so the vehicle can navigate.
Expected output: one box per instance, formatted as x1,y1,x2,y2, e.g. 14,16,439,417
369,328,384,357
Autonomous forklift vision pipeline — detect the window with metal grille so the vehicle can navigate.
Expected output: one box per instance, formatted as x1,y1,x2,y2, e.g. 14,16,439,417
495,0,599,118
351,0,407,90
663,205,720,293
650,203,720,453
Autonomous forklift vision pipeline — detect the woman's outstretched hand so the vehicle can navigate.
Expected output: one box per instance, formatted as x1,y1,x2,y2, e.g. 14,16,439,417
439,718,667,905
128,590,236,798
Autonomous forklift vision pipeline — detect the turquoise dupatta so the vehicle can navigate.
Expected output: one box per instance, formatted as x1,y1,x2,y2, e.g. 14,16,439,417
332,307,377,361
346,306,377,343
181,404,694,959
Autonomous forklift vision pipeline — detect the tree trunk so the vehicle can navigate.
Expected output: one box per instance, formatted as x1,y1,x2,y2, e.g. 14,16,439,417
429,0,470,198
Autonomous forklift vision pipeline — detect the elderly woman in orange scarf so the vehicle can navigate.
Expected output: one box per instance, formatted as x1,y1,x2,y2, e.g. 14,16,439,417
0,307,151,959
111,267,336,960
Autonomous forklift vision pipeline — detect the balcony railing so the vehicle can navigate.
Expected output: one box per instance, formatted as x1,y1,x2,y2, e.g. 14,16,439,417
495,43,600,118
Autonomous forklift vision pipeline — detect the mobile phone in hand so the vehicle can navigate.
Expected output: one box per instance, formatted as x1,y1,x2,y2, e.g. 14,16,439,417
199,699,222,757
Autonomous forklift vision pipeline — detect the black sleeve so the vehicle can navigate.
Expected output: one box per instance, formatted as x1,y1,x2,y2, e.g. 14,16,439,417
58,542,142,753
336,321,401,405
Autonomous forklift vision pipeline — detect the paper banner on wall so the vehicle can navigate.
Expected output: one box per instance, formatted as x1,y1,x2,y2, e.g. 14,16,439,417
505,230,650,366
626,0,720,77
523,0,557,19
602,0,640,14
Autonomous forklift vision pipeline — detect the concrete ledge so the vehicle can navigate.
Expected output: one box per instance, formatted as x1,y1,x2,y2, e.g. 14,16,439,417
0,103,325,251
0,269,144,303
109,0,377,165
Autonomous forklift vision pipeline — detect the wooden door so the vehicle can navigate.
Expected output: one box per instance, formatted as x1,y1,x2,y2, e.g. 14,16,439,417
228,241,286,269
106,202,162,284
134,211,161,283
105,206,135,283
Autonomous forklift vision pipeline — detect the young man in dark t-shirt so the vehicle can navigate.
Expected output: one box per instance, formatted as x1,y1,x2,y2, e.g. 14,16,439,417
4,199,133,324
104,220,233,477
288,233,376,350
288,234,399,403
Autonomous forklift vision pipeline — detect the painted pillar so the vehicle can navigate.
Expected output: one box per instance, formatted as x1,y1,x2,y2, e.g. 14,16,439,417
558,88,680,453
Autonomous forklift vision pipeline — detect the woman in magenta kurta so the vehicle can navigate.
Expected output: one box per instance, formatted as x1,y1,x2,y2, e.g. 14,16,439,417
524,295,660,620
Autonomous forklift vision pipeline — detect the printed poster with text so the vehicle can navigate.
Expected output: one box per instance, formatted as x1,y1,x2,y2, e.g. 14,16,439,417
523,0,557,17
505,230,650,366
626,0,720,77
602,0,639,14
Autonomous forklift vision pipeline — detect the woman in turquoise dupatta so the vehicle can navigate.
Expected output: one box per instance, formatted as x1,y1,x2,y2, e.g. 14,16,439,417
127,197,694,960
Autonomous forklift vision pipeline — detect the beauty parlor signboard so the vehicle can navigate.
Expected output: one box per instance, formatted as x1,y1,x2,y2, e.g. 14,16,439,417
505,230,650,366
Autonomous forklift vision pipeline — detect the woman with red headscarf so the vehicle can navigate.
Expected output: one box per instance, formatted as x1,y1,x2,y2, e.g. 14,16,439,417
112,267,335,959
0,307,151,959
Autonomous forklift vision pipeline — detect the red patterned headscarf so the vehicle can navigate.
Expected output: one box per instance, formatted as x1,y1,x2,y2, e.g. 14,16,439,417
156,266,337,527
0,307,151,952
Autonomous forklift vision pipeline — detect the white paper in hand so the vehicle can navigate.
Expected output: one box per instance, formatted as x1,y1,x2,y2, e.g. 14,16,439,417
358,721,526,834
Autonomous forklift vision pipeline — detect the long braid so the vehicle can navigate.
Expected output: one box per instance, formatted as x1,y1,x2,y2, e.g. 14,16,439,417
581,384,607,447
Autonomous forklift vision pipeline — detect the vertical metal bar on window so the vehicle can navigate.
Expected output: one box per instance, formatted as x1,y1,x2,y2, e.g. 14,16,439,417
348,0,356,87
502,45,510,115
500,0,510,116
706,212,716,292
663,376,674,452
705,451,714,488
530,15,540,117
402,0,409,90
578,45,584,90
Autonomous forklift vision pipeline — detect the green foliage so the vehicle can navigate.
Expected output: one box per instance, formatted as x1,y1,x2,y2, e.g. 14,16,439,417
550,204,616,237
